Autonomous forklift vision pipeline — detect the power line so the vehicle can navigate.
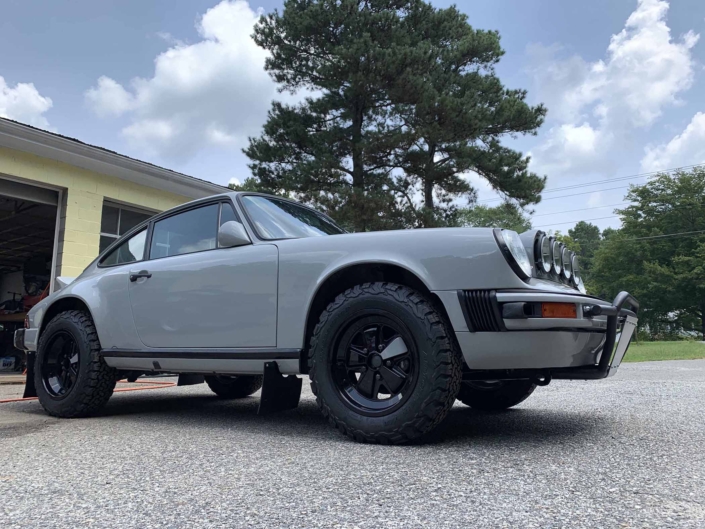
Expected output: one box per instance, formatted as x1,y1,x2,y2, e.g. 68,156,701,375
534,215,619,228
531,202,629,218
623,230,705,242
479,162,705,204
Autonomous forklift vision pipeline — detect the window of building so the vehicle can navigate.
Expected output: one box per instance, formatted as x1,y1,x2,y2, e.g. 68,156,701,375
100,228,147,267
99,203,153,253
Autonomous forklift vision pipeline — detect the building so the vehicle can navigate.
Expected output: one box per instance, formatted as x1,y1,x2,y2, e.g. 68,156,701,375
0,118,224,369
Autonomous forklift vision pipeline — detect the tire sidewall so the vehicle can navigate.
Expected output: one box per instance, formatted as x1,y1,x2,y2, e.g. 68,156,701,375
311,290,450,435
35,314,98,416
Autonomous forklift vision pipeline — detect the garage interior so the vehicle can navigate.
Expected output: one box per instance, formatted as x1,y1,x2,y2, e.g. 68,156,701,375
0,177,58,374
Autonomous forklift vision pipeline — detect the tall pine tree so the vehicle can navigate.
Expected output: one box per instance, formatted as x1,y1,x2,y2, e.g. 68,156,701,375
246,0,546,230
388,5,546,227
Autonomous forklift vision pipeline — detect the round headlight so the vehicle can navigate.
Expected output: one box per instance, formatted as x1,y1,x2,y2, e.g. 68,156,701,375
496,229,533,279
562,248,573,280
551,240,563,275
538,235,552,274
572,254,581,285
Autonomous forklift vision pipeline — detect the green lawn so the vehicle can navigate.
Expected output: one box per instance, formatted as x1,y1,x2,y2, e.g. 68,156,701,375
624,340,705,363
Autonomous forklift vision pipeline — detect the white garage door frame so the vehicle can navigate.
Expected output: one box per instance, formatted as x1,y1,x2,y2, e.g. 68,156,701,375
0,174,64,295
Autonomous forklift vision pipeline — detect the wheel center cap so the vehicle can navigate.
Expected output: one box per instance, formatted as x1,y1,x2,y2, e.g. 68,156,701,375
369,354,383,369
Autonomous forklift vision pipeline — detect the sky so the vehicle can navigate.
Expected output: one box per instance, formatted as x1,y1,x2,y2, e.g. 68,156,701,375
1,0,704,233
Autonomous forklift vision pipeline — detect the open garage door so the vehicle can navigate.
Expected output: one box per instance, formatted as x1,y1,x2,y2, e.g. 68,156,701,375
0,177,59,374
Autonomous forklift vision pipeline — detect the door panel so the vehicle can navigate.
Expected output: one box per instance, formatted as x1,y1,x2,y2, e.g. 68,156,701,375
128,244,278,348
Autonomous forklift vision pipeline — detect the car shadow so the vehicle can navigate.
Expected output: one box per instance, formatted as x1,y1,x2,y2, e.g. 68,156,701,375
76,388,612,447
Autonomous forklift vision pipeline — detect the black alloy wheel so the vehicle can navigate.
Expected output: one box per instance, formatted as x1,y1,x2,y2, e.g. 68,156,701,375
331,317,417,416
41,330,80,398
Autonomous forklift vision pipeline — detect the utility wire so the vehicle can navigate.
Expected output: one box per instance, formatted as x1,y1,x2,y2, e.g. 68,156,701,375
531,203,629,218
534,215,619,228
622,230,705,242
479,162,705,204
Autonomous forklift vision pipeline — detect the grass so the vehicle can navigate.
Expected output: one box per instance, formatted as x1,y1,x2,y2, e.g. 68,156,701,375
624,340,705,363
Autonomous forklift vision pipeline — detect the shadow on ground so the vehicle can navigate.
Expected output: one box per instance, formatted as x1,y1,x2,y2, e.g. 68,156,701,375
6,387,610,447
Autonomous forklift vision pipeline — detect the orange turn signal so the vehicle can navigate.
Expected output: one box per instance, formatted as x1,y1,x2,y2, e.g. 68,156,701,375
541,302,577,319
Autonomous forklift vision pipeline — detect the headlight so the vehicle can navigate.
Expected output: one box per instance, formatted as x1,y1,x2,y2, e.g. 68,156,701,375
537,234,552,273
572,255,581,286
494,229,533,279
561,248,573,280
551,240,563,275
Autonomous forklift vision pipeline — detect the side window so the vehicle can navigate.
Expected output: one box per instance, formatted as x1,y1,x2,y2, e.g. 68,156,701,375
101,229,147,267
219,202,240,227
150,204,218,259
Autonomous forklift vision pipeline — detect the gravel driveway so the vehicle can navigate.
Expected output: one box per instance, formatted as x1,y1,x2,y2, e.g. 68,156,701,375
1,360,704,528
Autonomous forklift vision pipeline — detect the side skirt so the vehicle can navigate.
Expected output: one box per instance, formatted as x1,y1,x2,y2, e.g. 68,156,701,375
100,348,302,376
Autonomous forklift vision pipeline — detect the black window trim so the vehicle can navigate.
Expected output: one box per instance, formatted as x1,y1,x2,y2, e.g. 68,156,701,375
236,193,345,242
98,195,237,268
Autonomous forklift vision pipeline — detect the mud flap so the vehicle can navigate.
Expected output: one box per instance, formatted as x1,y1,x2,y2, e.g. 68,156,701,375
177,374,205,386
258,361,302,415
23,352,38,398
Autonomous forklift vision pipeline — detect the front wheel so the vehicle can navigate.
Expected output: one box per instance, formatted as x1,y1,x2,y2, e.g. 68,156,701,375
456,380,536,411
35,310,116,418
205,375,263,398
308,282,462,444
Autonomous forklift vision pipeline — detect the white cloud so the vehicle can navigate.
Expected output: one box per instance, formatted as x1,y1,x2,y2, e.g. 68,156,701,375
0,75,53,130
84,0,281,160
641,112,705,171
85,76,136,118
228,177,241,186
528,0,699,176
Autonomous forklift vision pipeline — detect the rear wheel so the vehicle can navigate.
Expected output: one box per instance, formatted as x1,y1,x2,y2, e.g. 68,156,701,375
35,310,116,418
205,375,263,398
456,380,536,411
308,282,462,444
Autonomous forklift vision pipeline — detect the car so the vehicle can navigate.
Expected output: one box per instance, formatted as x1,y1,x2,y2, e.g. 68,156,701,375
14,192,639,444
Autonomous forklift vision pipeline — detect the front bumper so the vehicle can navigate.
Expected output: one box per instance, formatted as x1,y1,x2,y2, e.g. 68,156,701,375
445,290,639,380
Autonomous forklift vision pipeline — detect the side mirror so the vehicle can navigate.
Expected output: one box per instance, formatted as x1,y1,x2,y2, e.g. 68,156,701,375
218,221,251,248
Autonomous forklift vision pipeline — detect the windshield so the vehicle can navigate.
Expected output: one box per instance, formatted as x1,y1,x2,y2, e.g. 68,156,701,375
240,195,345,240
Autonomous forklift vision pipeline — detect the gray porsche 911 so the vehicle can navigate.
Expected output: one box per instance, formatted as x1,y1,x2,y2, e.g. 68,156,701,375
15,192,638,444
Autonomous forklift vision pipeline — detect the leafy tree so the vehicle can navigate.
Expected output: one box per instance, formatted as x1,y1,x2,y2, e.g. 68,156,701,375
458,203,531,232
567,221,601,280
592,168,705,338
245,0,545,230
389,6,546,227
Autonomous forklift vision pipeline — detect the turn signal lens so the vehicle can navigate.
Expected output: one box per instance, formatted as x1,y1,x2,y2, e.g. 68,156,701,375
541,302,577,319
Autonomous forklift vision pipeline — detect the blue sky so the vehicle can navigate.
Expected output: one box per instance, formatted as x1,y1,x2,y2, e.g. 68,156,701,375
1,0,704,232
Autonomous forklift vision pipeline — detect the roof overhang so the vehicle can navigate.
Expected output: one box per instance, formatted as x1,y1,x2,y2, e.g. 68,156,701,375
0,119,226,199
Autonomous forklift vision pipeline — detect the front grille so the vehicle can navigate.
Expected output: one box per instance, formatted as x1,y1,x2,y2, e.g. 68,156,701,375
457,290,504,332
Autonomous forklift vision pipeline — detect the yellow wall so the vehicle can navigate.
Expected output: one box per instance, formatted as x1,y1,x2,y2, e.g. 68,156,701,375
0,146,192,277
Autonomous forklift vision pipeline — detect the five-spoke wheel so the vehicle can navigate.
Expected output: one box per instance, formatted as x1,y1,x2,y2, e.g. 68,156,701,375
332,320,417,416
41,331,80,398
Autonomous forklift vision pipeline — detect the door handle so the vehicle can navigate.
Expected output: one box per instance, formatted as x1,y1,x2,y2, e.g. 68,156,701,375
129,270,152,282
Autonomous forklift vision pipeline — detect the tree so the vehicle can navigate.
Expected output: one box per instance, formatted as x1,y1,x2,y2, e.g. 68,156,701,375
567,221,601,280
389,6,546,227
458,203,531,232
246,0,429,231
592,168,705,338
245,0,545,230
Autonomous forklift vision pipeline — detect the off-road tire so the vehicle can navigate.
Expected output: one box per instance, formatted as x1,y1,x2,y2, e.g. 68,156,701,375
35,310,116,418
308,282,462,444
457,380,536,411
205,375,263,398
